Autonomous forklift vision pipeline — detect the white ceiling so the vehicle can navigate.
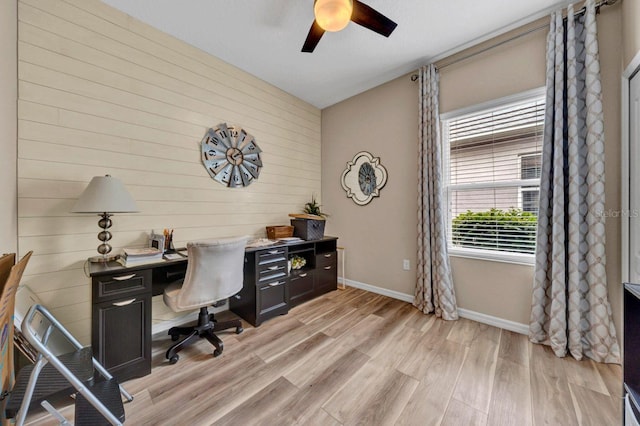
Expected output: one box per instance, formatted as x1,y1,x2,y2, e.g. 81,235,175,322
100,0,569,109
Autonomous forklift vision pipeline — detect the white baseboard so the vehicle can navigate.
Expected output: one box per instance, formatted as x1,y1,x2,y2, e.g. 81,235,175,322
457,308,529,335
342,277,414,303
341,278,529,335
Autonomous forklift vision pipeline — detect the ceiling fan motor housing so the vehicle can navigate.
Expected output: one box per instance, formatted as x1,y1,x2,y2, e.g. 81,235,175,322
314,0,353,32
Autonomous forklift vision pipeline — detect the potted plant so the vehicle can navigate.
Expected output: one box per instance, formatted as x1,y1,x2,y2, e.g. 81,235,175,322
303,195,329,219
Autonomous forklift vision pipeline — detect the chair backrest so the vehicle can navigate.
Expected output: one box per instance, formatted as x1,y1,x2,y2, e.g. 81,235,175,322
174,236,248,311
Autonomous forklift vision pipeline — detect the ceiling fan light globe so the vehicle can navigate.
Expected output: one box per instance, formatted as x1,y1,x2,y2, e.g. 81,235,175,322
314,0,353,32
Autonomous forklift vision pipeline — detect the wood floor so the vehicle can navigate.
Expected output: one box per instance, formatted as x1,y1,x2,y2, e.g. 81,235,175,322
26,287,622,425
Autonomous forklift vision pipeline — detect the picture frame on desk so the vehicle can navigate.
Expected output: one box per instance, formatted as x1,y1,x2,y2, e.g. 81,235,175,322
149,233,165,253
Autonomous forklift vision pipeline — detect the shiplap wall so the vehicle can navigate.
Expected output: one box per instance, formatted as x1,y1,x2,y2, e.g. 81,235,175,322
17,0,321,344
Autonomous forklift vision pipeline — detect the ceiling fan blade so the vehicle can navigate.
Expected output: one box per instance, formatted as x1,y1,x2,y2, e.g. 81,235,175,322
302,20,325,52
351,0,397,37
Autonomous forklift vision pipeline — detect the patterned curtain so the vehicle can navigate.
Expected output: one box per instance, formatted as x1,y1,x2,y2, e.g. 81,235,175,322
529,0,619,363
414,64,458,320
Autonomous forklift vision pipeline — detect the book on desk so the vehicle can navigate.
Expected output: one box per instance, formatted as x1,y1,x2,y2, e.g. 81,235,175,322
119,247,163,266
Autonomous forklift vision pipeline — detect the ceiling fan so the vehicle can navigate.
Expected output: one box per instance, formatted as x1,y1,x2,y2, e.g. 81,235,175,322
302,0,397,53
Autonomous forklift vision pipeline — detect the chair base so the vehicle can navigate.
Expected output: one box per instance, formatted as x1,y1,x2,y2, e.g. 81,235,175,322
165,306,243,364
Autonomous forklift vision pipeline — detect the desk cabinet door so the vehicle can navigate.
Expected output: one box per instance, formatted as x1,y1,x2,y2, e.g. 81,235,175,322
315,252,337,295
92,294,151,382
257,279,288,320
289,271,315,307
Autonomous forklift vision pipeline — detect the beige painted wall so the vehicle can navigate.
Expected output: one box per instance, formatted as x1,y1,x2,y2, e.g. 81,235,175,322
1,0,18,255
622,0,640,68
16,0,321,343
322,5,624,334
322,75,418,296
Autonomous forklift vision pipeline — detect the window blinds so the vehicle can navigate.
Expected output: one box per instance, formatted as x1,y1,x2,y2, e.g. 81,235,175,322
443,96,545,255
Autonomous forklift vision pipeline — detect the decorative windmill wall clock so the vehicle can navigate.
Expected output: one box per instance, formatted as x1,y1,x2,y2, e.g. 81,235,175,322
201,123,262,188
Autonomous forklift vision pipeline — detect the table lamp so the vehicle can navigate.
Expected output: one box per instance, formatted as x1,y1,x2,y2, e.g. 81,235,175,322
72,175,138,262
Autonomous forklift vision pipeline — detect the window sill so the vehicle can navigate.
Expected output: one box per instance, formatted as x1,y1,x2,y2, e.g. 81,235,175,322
448,247,535,266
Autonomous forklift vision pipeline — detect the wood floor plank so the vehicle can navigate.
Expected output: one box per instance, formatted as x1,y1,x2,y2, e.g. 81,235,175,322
301,408,342,426
441,398,488,426
396,317,454,380
371,326,426,370
530,343,579,426
447,317,480,346
451,329,500,414
487,357,532,426
271,348,371,425
290,294,340,323
562,357,610,396
322,359,419,425
345,289,383,308
395,340,468,425
568,382,620,426
498,329,529,367
595,362,623,398
284,335,356,388
213,377,299,426
330,313,386,352
255,303,354,362
403,307,436,332
321,296,386,338
371,297,410,320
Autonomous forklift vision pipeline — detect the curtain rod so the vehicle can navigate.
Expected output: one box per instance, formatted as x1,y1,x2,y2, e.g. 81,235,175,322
410,0,618,81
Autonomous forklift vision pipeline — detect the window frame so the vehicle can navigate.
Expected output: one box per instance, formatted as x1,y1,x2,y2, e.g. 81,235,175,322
518,152,542,213
440,87,545,266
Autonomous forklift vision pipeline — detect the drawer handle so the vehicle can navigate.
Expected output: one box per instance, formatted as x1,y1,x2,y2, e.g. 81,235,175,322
112,274,136,281
112,298,136,306
268,265,280,271
268,250,280,255
324,266,332,270
299,273,308,277
324,253,332,258
268,281,285,287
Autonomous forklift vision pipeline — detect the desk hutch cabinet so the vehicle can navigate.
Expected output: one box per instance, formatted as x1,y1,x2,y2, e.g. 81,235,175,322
89,236,338,382
229,237,338,326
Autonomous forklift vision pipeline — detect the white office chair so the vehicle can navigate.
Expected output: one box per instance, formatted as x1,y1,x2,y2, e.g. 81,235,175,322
163,236,248,364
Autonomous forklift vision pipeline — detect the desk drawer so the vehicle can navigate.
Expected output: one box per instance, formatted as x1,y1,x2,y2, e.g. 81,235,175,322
316,251,337,268
257,248,288,266
93,269,152,303
257,262,288,283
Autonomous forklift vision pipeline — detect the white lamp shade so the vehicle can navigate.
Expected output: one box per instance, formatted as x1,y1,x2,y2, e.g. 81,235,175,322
71,175,138,213
314,0,353,32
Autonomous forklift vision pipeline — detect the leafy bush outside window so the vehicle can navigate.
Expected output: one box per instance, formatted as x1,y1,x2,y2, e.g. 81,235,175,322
451,208,537,254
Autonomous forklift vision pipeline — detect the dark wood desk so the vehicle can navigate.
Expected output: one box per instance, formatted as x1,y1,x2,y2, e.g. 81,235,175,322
88,237,338,382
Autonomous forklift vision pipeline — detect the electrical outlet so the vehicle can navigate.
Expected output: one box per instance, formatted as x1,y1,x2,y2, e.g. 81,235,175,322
403,259,410,270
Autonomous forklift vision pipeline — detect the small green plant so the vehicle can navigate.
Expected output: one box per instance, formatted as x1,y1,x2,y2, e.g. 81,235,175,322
303,195,329,218
451,208,537,254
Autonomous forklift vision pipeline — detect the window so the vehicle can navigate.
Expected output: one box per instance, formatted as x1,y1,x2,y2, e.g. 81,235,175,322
441,90,545,262
519,153,542,213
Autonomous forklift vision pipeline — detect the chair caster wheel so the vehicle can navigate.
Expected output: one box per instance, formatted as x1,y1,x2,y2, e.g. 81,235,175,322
236,326,243,334
213,349,222,357
169,355,179,364
170,334,180,342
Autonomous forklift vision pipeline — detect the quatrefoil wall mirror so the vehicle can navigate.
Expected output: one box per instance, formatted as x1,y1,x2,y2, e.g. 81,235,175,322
341,151,388,205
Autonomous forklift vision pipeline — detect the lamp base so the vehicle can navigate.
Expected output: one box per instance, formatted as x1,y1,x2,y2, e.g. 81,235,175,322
88,254,120,263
